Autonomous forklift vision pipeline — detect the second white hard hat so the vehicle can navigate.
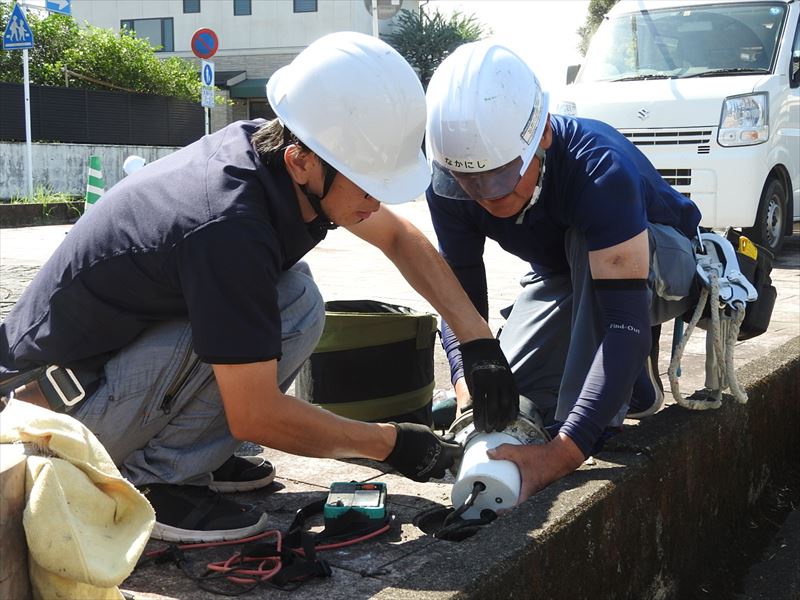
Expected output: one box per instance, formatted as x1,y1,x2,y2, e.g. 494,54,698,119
267,31,430,205
425,41,549,201
123,155,147,176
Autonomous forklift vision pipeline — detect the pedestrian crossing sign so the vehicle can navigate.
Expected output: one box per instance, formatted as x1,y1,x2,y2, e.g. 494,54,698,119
3,3,34,51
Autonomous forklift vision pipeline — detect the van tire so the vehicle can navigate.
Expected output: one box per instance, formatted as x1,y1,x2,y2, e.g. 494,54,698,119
744,176,787,256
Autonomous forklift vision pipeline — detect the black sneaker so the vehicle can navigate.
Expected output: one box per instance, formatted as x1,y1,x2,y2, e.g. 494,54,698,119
139,484,270,543
209,455,276,493
628,325,664,419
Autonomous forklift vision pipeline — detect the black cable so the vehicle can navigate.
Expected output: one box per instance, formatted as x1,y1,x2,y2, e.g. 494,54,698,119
443,480,485,528
436,509,497,541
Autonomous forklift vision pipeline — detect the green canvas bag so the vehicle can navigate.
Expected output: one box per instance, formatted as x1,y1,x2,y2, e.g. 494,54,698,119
294,300,437,426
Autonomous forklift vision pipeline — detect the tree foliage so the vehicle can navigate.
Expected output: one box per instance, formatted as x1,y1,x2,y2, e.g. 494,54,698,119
0,2,201,101
385,8,489,89
577,0,619,56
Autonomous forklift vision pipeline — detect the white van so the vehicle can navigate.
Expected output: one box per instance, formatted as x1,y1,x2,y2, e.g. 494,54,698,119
555,0,800,254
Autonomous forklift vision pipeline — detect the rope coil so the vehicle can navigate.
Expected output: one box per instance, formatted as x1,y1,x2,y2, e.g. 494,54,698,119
668,255,750,410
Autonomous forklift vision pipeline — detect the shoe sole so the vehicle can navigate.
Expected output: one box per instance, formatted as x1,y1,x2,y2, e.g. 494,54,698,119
150,513,270,543
627,356,664,420
208,458,276,493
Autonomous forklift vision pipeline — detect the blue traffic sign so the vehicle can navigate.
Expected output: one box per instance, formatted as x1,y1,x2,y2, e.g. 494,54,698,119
45,0,72,16
3,4,34,51
202,61,214,87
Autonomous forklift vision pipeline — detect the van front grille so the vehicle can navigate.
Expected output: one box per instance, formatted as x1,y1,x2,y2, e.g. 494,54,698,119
658,169,691,186
622,129,712,147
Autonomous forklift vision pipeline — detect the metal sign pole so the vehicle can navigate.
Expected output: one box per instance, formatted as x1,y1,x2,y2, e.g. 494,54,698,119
200,59,215,134
372,0,379,37
22,48,33,199
192,30,218,137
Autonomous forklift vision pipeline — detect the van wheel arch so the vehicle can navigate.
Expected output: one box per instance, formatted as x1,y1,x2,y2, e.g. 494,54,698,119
781,168,794,237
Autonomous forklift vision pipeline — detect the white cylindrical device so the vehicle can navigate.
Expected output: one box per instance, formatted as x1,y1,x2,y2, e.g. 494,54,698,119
451,430,522,519
447,405,550,520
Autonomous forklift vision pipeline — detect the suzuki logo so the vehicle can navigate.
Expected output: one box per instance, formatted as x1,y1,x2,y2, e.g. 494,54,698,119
637,108,650,121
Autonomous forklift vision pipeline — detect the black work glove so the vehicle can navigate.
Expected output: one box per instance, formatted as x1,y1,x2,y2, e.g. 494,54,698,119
459,338,519,432
384,422,462,482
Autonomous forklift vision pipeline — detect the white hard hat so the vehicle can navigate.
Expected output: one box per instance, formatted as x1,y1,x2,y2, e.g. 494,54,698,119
267,31,429,205
426,41,549,201
123,155,147,176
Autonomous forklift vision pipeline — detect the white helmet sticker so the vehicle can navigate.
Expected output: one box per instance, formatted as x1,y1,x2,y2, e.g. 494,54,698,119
521,91,544,145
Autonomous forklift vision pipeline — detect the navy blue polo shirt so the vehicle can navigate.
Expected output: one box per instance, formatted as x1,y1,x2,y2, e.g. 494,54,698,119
0,120,321,375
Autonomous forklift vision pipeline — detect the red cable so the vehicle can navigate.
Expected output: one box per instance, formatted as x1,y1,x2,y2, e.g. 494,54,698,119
207,551,282,584
205,530,283,584
145,523,392,587
144,529,281,557
296,523,392,554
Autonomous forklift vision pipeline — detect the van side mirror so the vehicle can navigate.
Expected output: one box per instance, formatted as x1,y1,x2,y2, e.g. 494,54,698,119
566,64,581,85
792,51,800,88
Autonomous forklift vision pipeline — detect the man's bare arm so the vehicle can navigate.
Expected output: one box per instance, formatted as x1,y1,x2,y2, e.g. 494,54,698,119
213,361,396,460
348,206,493,343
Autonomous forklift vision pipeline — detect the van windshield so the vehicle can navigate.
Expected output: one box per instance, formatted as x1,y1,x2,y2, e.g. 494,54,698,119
578,3,786,82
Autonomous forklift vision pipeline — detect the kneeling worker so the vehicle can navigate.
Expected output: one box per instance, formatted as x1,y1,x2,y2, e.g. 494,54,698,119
425,41,702,502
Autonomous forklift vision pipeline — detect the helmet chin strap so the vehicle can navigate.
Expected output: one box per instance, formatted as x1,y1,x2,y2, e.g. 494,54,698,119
514,146,547,224
301,159,339,230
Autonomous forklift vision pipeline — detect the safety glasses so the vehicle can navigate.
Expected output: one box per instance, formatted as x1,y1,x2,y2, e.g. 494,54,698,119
431,156,525,202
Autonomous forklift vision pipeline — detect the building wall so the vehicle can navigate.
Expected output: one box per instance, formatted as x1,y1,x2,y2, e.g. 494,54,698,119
71,0,416,77
208,51,299,79
0,143,180,199
70,0,418,130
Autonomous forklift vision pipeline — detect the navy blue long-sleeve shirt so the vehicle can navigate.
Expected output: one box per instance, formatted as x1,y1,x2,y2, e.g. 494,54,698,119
427,115,700,445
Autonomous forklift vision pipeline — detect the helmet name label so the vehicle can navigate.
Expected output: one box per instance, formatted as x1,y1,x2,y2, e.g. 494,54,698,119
442,157,488,171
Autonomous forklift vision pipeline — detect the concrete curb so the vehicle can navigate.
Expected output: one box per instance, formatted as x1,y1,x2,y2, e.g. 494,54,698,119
376,336,800,600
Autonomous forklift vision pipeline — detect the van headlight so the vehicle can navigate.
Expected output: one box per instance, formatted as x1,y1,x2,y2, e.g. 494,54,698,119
718,93,769,146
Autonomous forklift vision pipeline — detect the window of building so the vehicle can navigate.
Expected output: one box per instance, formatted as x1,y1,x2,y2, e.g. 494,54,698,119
293,0,317,13
183,0,200,14
120,18,174,52
233,0,251,16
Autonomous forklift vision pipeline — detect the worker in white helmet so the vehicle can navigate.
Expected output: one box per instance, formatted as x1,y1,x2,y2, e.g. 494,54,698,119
425,41,702,501
0,33,514,543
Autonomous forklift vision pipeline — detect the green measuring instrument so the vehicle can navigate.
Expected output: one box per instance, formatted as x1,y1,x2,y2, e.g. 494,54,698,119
323,482,387,524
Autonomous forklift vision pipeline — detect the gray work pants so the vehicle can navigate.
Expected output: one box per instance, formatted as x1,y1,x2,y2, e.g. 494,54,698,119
499,224,696,427
71,261,325,487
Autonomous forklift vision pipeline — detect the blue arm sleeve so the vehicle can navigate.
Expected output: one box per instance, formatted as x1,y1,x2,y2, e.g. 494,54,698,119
559,279,651,457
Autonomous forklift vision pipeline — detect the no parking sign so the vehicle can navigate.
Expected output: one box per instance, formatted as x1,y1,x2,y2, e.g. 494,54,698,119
191,28,218,59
